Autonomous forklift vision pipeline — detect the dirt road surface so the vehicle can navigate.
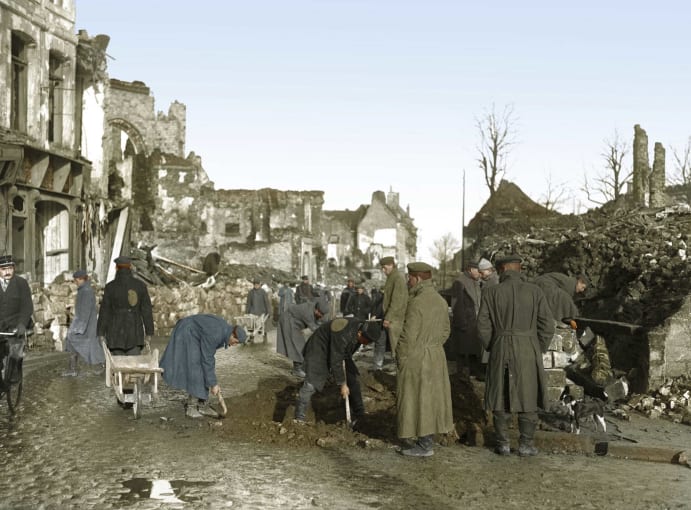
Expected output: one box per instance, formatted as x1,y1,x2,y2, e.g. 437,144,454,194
0,331,688,509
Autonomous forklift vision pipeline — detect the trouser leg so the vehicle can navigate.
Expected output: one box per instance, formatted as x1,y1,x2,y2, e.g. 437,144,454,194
345,358,364,417
492,411,511,447
295,380,316,421
373,331,386,368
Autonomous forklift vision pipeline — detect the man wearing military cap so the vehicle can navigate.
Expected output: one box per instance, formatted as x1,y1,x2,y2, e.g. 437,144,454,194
294,318,381,426
396,261,453,457
449,259,482,379
295,274,315,304
477,254,554,457
0,254,33,381
378,256,408,368
97,255,154,355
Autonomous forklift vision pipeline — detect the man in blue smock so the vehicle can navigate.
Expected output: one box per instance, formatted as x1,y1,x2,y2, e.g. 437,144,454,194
160,314,247,418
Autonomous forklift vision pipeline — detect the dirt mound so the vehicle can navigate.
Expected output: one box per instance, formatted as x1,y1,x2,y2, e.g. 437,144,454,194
214,358,487,449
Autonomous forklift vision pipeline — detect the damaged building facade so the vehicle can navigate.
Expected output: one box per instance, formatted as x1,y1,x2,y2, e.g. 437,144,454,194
0,0,90,284
1,0,417,288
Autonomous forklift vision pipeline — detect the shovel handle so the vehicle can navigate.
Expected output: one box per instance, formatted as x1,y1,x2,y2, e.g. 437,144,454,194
217,389,228,417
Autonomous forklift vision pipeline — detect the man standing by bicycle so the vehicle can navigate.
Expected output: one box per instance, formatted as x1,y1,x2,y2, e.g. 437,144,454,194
0,254,33,378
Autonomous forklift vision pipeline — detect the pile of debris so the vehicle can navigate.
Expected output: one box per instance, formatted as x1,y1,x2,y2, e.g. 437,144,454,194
626,377,691,425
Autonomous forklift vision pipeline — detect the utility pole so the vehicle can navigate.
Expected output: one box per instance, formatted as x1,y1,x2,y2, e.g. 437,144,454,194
460,169,465,270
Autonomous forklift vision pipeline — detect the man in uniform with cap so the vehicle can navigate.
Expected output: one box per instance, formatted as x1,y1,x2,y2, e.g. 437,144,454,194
295,275,315,304
477,254,554,456
344,283,371,321
160,314,247,418
246,278,272,324
449,260,482,378
396,261,453,457
339,278,356,316
294,318,381,426
0,255,33,380
276,298,330,377
97,256,154,355
378,256,408,369
63,269,104,376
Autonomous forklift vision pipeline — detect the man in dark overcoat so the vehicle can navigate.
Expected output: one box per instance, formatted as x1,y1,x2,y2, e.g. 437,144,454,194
344,284,371,321
294,318,381,425
97,256,154,355
160,314,247,418
295,275,315,304
276,298,329,377
0,254,33,379
450,260,482,377
246,278,272,320
477,255,555,457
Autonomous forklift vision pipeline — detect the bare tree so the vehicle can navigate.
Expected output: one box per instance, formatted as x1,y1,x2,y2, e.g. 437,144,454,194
670,137,691,204
430,233,460,289
538,172,568,212
476,103,517,197
582,130,632,205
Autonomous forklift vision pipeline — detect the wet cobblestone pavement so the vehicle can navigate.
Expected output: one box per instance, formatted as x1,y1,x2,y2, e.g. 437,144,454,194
0,336,689,509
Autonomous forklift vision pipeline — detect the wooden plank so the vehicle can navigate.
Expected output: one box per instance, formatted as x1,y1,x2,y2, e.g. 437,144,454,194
106,207,129,283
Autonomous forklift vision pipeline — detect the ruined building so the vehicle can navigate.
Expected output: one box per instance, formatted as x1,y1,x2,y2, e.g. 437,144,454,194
0,0,90,284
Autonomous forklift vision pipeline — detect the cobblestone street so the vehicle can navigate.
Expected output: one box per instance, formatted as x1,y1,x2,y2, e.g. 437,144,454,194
0,335,689,510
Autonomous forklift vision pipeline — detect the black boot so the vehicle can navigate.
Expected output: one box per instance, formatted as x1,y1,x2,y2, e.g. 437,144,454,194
518,413,538,457
492,411,511,455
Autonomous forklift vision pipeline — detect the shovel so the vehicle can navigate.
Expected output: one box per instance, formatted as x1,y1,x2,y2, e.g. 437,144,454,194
343,360,352,429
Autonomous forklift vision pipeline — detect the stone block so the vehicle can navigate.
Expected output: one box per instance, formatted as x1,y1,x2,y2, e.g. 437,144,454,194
548,334,563,351
542,352,554,369
545,368,566,387
546,386,566,402
552,351,571,368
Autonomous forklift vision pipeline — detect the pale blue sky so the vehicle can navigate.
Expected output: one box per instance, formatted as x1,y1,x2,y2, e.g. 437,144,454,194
76,1,691,261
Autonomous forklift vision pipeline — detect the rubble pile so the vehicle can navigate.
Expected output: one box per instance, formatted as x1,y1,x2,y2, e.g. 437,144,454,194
626,377,691,425
472,204,691,328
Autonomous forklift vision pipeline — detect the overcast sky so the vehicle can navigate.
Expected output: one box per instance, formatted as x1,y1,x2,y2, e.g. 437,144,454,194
76,1,691,262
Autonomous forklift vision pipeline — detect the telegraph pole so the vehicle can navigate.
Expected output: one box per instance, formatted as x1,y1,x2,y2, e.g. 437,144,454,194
460,169,465,270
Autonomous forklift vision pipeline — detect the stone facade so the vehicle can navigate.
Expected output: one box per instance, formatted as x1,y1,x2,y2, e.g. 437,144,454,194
0,0,90,284
647,295,691,388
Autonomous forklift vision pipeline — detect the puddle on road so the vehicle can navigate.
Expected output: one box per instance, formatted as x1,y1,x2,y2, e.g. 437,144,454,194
120,478,214,504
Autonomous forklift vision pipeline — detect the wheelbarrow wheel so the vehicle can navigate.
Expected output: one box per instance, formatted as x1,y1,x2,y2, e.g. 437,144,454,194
132,381,143,419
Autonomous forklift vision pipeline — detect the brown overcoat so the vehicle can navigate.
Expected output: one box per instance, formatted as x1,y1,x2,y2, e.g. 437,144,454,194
396,279,453,439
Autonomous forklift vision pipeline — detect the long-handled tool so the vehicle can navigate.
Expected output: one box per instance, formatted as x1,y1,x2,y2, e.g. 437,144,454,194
343,360,352,429
216,389,228,418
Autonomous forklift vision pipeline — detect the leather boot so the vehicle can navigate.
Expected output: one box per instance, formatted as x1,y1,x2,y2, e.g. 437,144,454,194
492,411,511,455
518,413,538,457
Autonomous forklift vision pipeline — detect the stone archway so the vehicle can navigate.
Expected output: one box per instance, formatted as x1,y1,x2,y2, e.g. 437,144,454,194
108,117,148,157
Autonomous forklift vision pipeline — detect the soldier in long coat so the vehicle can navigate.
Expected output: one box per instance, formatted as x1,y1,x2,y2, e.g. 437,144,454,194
246,279,272,320
160,314,247,418
63,270,104,376
380,256,408,357
450,261,482,376
396,262,453,457
533,272,588,321
276,299,329,377
477,255,555,456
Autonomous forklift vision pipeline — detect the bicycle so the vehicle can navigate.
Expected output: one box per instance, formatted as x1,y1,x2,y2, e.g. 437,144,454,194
0,330,26,415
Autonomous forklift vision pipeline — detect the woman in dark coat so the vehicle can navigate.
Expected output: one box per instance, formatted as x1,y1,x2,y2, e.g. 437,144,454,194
160,314,247,418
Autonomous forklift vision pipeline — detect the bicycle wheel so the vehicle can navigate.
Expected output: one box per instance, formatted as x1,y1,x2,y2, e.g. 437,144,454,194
3,357,22,414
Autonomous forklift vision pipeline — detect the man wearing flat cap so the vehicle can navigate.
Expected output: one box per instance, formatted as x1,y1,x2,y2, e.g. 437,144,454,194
344,283,371,321
294,318,381,426
246,278,272,328
276,298,330,377
477,254,554,457
478,257,499,288
97,255,154,356
378,256,408,368
396,261,453,457
63,270,104,376
0,254,33,381
449,260,483,379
